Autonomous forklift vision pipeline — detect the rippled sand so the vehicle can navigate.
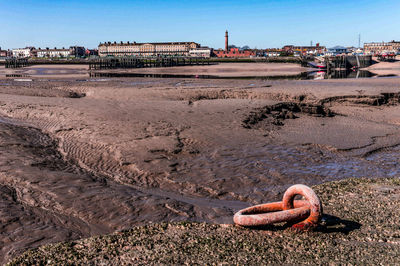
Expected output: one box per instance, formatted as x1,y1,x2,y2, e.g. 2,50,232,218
1,64,400,262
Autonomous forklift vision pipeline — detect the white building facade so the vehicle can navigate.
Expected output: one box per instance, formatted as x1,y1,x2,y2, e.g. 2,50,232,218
364,41,400,55
189,47,212,58
36,48,70,58
98,41,200,57
12,47,34,58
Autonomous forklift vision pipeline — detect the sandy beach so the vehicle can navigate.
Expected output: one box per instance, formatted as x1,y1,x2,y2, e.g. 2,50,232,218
1,63,400,263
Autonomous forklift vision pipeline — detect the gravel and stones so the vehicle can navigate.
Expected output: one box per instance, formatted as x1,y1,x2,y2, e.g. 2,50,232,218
9,177,400,265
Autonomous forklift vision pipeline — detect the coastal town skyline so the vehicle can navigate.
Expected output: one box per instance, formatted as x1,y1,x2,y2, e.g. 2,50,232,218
1,0,400,49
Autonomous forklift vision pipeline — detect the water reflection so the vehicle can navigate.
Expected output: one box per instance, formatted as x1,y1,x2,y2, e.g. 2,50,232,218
0,67,395,80
5,74,30,78
307,70,377,80
90,70,384,80
89,72,309,80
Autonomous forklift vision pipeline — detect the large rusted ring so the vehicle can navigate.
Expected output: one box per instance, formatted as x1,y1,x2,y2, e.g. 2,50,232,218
233,200,310,227
282,184,323,230
233,184,322,230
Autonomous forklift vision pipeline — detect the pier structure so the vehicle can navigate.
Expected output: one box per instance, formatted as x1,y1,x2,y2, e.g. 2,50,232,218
319,55,373,71
89,57,211,70
5,58,29,68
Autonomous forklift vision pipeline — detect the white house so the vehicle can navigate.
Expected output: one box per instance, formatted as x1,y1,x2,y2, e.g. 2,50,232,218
12,47,35,58
189,47,212,58
37,48,70,58
326,46,348,56
266,52,280,57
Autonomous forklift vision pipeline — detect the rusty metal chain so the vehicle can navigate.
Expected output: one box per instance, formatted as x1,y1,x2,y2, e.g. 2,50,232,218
233,184,322,230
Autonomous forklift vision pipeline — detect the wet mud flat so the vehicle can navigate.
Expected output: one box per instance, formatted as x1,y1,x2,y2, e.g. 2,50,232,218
2,73,400,262
0,119,246,264
0,122,168,263
0,65,89,79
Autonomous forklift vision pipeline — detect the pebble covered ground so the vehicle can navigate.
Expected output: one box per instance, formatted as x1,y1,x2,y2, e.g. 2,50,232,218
8,177,400,265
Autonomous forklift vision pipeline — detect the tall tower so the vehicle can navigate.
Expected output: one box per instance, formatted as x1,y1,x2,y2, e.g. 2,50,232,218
225,30,229,52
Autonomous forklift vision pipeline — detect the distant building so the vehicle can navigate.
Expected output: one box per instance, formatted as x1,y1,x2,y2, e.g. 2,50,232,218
0,47,8,57
69,46,86,57
264,48,282,57
98,41,200,57
189,47,212,58
85,49,98,56
283,44,326,55
36,47,70,58
213,48,255,58
364,41,400,55
212,30,255,58
326,46,348,56
11,46,87,58
12,47,36,58
347,46,363,55
249,49,269,57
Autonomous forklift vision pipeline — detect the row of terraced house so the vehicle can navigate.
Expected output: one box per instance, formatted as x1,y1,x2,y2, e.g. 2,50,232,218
363,41,400,55
5,46,92,58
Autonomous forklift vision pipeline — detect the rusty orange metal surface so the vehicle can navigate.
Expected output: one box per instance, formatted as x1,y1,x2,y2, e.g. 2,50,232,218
282,184,323,230
233,184,322,230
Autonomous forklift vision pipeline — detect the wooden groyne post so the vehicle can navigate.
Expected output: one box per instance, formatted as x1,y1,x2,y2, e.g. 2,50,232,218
5,58,29,68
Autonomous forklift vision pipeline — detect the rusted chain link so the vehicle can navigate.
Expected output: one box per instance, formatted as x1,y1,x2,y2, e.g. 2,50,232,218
233,184,322,230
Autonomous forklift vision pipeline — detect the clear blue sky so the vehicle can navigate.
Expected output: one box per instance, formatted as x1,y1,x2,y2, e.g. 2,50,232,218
1,0,399,50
